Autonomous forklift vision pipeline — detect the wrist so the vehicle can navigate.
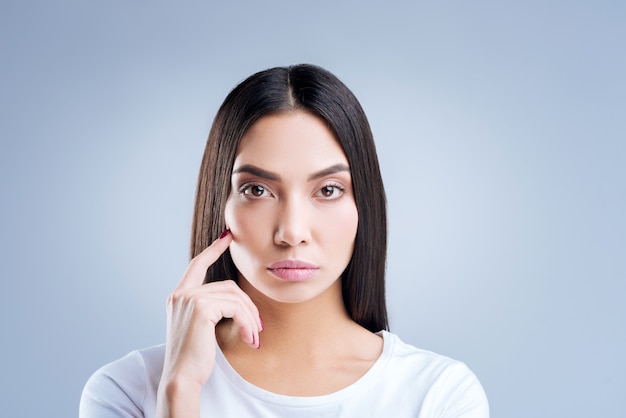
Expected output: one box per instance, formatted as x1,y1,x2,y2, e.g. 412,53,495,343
157,377,203,418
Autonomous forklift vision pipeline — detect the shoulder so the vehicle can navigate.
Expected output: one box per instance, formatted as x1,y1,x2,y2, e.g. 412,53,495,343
79,345,165,418
378,332,490,417
381,331,459,375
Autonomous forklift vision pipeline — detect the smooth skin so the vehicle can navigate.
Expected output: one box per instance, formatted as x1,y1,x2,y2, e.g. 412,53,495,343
156,111,382,418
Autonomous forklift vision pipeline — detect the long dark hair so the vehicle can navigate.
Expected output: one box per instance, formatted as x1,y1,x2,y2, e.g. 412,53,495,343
191,64,388,332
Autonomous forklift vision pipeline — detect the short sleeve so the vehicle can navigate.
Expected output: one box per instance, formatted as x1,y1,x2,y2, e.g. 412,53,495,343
434,362,490,418
79,351,148,418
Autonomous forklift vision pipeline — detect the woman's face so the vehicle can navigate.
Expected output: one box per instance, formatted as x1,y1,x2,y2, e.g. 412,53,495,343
224,111,358,304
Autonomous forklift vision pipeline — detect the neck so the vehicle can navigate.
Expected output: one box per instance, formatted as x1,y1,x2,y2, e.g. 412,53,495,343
215,277,385,396
219,278,356,357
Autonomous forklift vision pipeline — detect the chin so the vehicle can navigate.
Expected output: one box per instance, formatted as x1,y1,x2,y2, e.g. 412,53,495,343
238,273,339,305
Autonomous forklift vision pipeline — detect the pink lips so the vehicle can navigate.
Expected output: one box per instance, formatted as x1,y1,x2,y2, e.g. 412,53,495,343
267,260,319,282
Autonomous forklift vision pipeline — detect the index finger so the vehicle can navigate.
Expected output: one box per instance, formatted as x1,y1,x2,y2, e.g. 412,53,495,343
177,230,233,289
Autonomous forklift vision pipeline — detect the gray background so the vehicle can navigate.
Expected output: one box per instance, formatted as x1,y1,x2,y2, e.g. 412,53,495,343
1,1,624,417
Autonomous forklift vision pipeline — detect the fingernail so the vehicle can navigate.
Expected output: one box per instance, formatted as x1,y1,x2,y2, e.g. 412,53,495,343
219,229,231,239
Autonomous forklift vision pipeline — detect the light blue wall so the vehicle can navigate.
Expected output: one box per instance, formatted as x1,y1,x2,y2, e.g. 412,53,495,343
1,1,624,416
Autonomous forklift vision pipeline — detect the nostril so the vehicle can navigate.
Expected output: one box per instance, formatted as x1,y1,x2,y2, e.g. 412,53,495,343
273,200,312,246
274,224,310,247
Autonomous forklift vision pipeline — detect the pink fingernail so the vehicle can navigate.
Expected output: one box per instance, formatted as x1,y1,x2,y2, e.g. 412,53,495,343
219,229,231,239
259,315,265,332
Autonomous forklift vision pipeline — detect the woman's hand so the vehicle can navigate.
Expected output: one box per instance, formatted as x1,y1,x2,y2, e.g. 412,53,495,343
156,230,262,417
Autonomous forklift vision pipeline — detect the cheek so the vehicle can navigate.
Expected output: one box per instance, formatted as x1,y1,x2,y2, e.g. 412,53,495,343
347,207,359,244
224,199,266,247
224,197,235,230
224,198,250,236
328,202,359,250
224,199,250,270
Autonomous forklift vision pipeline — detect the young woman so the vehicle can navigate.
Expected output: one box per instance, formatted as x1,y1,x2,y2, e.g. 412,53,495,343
80,64,489,417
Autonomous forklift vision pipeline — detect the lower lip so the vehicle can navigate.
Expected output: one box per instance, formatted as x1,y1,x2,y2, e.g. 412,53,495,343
268,268,319,281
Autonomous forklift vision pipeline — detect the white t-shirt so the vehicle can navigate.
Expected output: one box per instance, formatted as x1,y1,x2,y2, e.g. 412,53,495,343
80,331,489,417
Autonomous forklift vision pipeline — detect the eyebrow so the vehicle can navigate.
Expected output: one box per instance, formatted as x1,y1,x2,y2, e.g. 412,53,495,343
232,163,350,181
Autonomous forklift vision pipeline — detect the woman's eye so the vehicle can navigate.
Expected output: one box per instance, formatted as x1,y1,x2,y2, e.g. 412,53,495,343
317,185,344,199
242,184,269,198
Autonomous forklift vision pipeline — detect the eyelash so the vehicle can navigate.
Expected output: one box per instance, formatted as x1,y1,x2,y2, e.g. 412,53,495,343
238,182,346,200
315,182,345,200
239,183,272,198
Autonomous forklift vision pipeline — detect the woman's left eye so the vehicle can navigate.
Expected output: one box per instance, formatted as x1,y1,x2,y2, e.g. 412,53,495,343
316,185,344,199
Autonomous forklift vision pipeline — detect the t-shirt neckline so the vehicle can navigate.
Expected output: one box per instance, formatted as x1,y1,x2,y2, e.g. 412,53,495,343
214,330,394,407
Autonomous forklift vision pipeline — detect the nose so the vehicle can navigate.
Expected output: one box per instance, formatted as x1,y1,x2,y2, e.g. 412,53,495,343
273,196,311,247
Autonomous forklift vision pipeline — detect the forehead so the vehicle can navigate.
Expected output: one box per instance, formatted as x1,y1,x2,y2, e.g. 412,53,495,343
234,111,349,171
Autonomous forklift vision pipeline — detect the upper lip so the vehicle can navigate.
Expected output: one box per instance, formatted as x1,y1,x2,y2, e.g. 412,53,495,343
268,260,319,269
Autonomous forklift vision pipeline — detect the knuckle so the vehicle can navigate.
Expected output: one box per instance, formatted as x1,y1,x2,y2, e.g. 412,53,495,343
223,279,241,292
167,289,195,309
169,288,184,302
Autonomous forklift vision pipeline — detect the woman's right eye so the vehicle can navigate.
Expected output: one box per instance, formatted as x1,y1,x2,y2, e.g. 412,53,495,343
241,184,270,198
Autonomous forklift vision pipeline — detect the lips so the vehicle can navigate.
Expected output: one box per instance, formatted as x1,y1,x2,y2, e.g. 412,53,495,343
267,260,319,281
